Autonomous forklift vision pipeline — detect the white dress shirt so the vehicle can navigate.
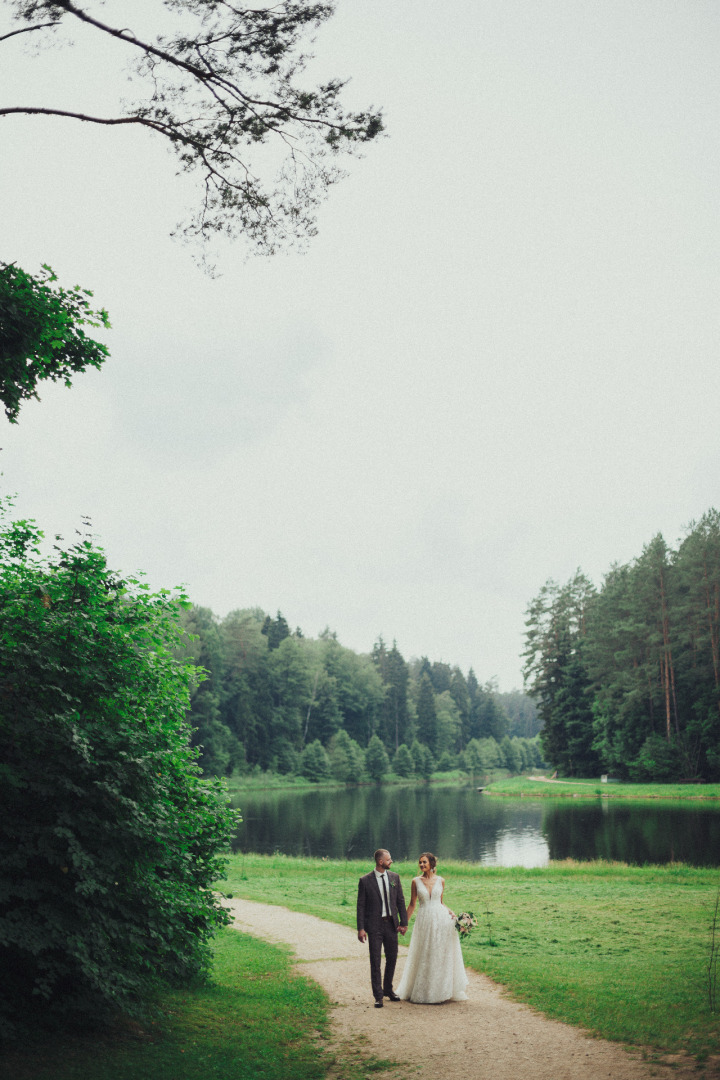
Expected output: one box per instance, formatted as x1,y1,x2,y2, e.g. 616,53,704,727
374,869,391,917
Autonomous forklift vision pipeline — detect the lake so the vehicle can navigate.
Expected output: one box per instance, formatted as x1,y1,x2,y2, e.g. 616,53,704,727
230,784,720,867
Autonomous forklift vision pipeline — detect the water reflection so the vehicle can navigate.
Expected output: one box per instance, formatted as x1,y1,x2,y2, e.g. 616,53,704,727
542,799,720,865
231,785,720,867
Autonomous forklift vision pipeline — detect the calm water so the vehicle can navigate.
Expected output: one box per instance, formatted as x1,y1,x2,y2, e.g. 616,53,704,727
231,784,720,867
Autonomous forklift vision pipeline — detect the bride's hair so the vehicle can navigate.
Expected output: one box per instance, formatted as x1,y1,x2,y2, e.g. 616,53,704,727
419,851,437,869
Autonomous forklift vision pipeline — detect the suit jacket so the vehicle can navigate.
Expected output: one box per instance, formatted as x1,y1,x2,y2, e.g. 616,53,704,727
357,870,408,933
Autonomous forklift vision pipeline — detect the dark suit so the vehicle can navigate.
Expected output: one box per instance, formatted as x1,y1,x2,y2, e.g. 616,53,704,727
357,870,408,1001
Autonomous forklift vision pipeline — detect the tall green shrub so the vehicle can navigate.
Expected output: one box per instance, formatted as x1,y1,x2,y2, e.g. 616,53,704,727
0,507,238,1039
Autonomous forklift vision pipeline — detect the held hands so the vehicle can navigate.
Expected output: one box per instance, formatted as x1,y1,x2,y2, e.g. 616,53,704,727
399,925,408,935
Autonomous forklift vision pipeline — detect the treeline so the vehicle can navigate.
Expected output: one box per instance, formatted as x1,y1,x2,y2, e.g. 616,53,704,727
181,608,543,780
524,509,720,781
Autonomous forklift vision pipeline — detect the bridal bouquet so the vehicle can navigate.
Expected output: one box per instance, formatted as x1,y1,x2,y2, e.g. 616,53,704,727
454,911,478,937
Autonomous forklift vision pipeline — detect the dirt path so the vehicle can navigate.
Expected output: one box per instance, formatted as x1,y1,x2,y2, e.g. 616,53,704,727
225,898,702,1080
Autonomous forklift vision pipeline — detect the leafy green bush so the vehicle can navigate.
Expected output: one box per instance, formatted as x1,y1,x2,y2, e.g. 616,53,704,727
630,733,683,781
0,506,238,1040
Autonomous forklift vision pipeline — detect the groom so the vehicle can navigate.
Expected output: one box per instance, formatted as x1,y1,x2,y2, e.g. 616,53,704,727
357,848,408,1008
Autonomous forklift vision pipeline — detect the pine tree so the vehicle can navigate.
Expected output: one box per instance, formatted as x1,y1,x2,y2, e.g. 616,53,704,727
392,743,415,778
365,735,390,781
415,673,438,753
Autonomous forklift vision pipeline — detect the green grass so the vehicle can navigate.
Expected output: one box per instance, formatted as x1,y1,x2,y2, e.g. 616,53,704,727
226,768,510,793
486,776,720,799
220,853,720,1060
0,929,391,1080
225,771,342,792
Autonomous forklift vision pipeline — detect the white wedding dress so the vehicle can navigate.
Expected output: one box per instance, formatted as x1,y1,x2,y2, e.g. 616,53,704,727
396,876,468,1003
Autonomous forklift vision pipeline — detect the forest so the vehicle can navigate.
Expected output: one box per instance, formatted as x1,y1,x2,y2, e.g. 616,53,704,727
524,509,720,781
180,607,543,781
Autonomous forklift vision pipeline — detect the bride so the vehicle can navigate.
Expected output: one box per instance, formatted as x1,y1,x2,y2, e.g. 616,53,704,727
396,851,468,1003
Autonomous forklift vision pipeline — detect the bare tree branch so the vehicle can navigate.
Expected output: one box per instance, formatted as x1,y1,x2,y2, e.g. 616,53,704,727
0,21,59,43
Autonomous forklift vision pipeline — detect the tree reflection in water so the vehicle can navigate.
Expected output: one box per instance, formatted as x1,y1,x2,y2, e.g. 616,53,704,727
231,786,720,866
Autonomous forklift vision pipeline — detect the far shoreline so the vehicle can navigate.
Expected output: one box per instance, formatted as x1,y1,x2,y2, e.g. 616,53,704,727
224,770,720,801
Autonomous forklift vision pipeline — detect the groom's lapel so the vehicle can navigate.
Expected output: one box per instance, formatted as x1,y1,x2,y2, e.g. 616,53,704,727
369,872,382,905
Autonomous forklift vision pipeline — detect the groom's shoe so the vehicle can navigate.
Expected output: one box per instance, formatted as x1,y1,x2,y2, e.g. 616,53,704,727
384,991,401,1002
374,997,384,1008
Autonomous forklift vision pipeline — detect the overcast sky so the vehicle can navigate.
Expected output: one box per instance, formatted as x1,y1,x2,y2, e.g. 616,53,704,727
2,0,719,690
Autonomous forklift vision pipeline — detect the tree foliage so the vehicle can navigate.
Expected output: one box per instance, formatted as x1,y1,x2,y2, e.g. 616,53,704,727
524,510,720,780
0,504,237,1039
2,0,384,253
0,262,110,422
178,604,539,782
364,734,389,782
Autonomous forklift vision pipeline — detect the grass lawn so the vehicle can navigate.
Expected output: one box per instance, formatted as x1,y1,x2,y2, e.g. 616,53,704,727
220,853,720,1061
0,929,390,1080
486,777,720,799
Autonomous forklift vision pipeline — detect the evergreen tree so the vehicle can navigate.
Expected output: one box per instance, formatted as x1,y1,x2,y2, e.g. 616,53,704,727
448,667,471,747
430,661,453,693
524,572,598,775
466,668,481,744
365,735,390,781
415,673,438,752
435,690,462,756
461,739,484,775
410,740,435,780
675,511,720,777
372,640,410,751
497,689,541,738
436,750,456,771
392,743,415,778
300,740,331,782
262,611,291,651
328,730,365,783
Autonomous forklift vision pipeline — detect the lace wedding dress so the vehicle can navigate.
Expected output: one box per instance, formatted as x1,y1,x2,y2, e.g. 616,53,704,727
396,877,469,1003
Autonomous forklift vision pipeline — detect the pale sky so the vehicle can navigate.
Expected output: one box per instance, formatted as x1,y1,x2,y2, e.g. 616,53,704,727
1,1,718,690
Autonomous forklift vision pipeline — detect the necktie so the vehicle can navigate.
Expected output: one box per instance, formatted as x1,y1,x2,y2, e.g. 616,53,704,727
381,873,390,917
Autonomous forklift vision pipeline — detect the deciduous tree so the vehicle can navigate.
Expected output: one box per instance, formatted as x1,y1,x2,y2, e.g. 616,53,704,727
0,505,237,1038
0,262,109,422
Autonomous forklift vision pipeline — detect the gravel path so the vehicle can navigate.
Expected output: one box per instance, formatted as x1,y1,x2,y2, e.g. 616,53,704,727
224,897,701,1080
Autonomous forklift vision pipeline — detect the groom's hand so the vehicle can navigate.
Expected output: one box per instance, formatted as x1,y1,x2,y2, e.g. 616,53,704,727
399,925,407,935
357,930,367,943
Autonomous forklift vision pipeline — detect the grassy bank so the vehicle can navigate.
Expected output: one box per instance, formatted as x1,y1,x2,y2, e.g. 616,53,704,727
225,772,720,799
220,854,720,1061
225,767,510,793
0,929,389,1080
486,776,720,799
